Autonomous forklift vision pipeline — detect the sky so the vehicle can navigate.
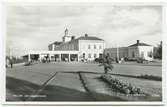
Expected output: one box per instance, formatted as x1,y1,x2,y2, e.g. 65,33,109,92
6,4,162,56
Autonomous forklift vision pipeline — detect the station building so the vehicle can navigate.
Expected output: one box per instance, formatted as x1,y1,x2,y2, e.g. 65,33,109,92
104,40,154,61
23,29,105,62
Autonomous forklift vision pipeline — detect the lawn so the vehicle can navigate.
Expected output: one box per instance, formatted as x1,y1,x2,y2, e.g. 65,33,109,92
6,62,162,101
7,62,162,77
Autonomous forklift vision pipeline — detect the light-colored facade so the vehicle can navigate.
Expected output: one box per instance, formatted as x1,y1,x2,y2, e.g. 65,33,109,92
104,40,154,61
48,29,105,61
134,45,153,60
78,39,105,61
24,29,105,62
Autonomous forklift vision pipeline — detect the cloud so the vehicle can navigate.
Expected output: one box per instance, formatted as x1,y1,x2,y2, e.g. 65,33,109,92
6,4,162,56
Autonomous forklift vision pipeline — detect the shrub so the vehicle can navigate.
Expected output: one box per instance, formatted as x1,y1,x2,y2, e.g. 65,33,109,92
101,74,144,95
137,74,162,81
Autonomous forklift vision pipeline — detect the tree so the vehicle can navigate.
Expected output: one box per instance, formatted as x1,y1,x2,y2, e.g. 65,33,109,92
155,41,162,59
99,55,114,74
158,41,162,59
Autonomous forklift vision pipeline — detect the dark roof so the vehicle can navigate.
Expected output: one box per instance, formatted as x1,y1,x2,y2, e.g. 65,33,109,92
53,41,62,45
76,36,104,41
128,42,151,47
49,41,62,46
49,36,103,47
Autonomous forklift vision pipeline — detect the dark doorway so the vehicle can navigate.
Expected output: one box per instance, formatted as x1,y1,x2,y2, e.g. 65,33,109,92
61,54,69,62
54,54,60,62
70,54,78,61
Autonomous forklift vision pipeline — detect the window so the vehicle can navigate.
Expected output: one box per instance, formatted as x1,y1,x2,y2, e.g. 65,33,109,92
94,54,97,58
94,45,96,49
88,53,91,58
99,45,102,49
88,45,91,49
132,51,135,58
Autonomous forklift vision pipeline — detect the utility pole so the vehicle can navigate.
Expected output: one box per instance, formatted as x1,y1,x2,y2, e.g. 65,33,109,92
116,45,119,63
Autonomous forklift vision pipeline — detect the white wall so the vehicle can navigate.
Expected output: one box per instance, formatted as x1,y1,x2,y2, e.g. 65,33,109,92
138,46,154,61
78,40,105,61
128,46,154,61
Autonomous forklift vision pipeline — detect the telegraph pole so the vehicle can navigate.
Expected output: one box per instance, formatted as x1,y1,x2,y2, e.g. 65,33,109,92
116,45,119,63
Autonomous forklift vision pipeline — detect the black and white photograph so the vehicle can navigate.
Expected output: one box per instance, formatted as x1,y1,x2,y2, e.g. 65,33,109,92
1,1,166,105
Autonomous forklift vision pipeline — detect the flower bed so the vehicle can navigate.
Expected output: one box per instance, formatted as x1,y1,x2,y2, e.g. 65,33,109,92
101,74,144,95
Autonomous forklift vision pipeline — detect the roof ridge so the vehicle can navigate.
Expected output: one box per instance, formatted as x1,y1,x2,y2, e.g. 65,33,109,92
76,35,104,41
129,42,151,47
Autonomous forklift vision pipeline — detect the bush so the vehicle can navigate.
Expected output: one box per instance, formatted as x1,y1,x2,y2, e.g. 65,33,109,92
137,74,162,81
101,74,144,94
124,57,129,61
127,58,137,61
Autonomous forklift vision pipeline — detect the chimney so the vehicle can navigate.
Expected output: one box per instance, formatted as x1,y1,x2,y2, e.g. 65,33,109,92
85,34,88,37
71,36,75,40
137,40,140,44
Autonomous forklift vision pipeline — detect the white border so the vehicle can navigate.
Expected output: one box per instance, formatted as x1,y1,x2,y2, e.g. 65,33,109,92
0,0,166,106
1,0,7,106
